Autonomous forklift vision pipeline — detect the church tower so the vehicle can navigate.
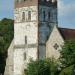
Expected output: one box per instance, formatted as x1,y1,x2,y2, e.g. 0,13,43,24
14,0,57,75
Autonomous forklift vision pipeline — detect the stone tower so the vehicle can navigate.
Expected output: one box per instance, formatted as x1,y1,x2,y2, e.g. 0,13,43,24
14,0,57,75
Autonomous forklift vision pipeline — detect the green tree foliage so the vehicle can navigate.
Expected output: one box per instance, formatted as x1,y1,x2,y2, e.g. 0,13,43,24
59,65,74,75
25,58,59,75
60,40,75,67
0,18,14,74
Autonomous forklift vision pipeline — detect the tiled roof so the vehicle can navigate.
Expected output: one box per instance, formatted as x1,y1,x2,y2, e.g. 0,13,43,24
58,28,75,40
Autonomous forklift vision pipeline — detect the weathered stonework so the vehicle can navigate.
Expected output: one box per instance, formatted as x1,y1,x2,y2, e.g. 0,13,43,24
14,5,38,75
38,4,57,59
46,26,64,59
4,40,14,75
4,0,62,75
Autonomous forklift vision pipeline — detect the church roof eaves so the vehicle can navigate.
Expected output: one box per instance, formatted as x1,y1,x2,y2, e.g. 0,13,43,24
58,27,75,40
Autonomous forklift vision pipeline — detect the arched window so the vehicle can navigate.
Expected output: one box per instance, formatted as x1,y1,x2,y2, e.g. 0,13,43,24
28,11,31,21
43,11,45,21
16,0,19,3
48,12,50,20
25,36,27,44
24,52,26,60
22,12,25,22
41,0,46,1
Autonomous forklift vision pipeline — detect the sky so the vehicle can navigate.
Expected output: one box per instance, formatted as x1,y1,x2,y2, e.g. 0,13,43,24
0,0,75,29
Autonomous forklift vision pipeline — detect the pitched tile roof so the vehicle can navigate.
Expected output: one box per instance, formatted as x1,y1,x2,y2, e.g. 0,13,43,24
58,28,75,40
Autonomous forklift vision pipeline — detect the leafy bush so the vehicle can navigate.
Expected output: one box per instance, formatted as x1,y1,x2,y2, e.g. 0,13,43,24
59,65,74,75
0,18,14,74
25,58,59,75
60,40,75,67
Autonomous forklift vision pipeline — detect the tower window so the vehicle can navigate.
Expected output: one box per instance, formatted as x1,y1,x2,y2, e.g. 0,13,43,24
43,11,45,21
16,0,19,3
42,0,46,1
28,11,31,21
22,12,25,22
24,52,26,60
48,12,51,20
25,36,27,44
24,0,26,1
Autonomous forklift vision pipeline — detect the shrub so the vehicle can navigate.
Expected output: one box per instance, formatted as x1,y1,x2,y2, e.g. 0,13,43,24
24,58,59,75
59,65,74,75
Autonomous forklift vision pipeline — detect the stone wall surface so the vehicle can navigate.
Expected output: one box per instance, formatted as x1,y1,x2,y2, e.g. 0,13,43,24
38,5,57,59
4,1,59,75
14,6,38,23
14,6,38,75
39,5,57,23
46,26,64,59
4,40,14,75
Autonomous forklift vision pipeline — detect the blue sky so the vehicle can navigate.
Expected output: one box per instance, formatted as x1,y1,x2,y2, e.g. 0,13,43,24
0,0,14,19
58,0,75,29
0,0,75,29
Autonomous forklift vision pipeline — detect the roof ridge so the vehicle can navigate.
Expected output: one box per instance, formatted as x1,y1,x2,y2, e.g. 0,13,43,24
58,27,75,31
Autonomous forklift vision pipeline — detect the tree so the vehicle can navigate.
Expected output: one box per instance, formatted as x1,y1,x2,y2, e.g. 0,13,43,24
0,18,14,75
59,65,74,75
60,40,75,67
25,58,59,75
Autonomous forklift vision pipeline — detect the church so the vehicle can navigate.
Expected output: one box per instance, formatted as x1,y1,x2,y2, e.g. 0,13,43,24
4,0,75,75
